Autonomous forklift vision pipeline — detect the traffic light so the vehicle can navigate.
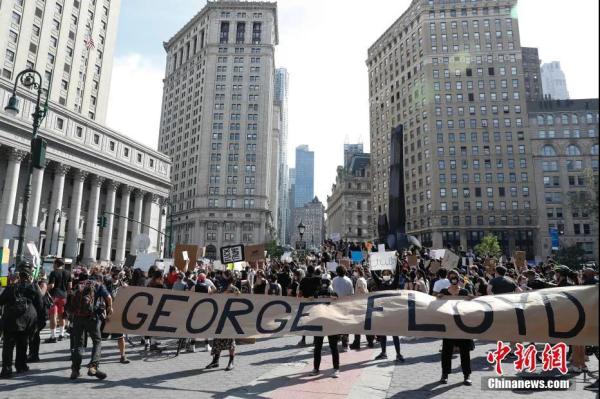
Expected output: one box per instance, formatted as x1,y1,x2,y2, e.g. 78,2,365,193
96,215,107,228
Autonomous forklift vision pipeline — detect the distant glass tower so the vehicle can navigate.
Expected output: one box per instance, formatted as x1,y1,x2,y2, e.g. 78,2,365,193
294,145,314,208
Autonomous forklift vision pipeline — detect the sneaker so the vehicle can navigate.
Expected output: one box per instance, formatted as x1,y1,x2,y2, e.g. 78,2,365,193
120,356,130,364
395,354,405,363
367,342,375,348
309,369,319,376
16,366,29,373
584,380,599,391
186,345,196,353
375,352,388,360
44,337,57,344
349,343,360,350
58,335,64,341
0,369,13,379
463,377,472,386
27,355,40,363
87,367,107,380
69,370,80,380
298,339,307,347
439,375,448,384
332,369,340,378
205,361,219,369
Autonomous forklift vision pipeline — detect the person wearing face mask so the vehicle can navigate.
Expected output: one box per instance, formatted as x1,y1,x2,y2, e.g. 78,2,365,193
371,257,405,362
350,266,369,350
437,270,474,386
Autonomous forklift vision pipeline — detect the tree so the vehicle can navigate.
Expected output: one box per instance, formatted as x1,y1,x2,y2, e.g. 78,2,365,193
554,244,587,270
474,234,502,259
569,168,599,222
265,240,284,260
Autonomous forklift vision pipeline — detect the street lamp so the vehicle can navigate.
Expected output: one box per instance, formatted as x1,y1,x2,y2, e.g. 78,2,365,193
5,69,50,263
48,208,61,256
163,198,175,258
297,221,305,242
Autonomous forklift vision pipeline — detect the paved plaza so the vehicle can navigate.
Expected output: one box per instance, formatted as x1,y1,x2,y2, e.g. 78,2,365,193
1,330,597,399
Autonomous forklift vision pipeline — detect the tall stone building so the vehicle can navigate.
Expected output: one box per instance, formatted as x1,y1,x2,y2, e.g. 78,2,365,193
286,167,295,245
292,196,324,249
528,98,599,262
326,151,372,242
521,47,542,102
0,0,121,123
158,1,280,258
541,61,570,100
274,68,289,244
368,0,538,257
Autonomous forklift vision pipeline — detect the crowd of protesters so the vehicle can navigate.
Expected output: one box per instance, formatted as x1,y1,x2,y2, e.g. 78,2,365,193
0,240,598,391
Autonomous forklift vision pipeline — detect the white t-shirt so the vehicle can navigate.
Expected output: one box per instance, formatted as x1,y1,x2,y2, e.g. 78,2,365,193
332,276,354,297
355,277,368,294
432,278,451,293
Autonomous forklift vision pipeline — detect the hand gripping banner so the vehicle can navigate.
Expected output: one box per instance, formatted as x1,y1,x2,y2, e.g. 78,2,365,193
104,285,599,345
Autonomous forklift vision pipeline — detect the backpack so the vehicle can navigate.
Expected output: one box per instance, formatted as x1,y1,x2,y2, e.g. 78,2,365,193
195,281,209,294
268,282,281,296
7,285,30,318
70,281,97,317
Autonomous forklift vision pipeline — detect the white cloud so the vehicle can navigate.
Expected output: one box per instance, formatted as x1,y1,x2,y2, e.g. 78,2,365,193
106,54,164,150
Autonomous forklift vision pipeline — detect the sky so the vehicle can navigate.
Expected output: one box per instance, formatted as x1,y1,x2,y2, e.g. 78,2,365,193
106,0,599,203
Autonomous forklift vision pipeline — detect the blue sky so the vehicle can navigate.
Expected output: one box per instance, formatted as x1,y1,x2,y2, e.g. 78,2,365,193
106,0,599,203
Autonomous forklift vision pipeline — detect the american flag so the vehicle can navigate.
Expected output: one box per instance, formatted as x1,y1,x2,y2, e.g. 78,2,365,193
84,35,95,50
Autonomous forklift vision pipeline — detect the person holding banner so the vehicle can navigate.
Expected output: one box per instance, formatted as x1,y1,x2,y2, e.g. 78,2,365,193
371,259,405,363
206,270,239,371
350,266,369,350
437,269,473,386
252,270,268,295
310,273,341,378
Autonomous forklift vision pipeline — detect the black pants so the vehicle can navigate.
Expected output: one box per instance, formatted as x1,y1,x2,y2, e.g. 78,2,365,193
441,338,472,377
313,335,340,371
378,335,400,354
366,335,374,345
28,325,43,358
71,316,102,371
2,331,29,371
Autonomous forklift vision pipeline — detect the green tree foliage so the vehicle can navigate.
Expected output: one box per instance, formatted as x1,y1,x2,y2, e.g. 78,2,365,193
555,244,587,270
474,234,502,259
265,240,284,260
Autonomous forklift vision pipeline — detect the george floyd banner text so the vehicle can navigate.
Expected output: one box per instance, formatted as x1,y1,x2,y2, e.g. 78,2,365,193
104,285,598,345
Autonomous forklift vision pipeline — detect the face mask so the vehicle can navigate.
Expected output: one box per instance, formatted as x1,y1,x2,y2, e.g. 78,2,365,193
382,275,391,282
353,272,359,277
450,278,459,285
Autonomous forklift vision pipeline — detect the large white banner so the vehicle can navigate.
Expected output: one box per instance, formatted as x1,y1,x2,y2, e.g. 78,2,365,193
105,286,599,345
369,251,397,271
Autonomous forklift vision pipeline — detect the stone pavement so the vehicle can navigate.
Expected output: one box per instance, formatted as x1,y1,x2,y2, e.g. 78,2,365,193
1,330,597,399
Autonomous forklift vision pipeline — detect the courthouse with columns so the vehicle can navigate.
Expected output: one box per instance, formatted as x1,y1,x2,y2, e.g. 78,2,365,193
0,80,171,265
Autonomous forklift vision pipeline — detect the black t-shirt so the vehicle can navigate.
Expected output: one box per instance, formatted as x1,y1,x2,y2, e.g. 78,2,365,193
488,276,517,294
440,287,469,297
299,276,321,298
289,280,300,297
277,272,291,296
48,269,71,298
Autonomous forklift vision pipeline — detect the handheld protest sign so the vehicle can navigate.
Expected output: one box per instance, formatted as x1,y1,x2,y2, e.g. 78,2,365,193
174,244,200,271
245,244,266,263
220,244,245,264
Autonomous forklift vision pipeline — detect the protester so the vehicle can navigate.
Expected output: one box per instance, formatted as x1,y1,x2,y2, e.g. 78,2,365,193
331,265,354,351
252,270,268,295
45,258,71,343
437,269,473,386
431,268,450,295
350,266,369,350
310,272,340,378
0,262,44,378
103,267,130,364
297,265,321,346
27,273,50,363
267,274,282,296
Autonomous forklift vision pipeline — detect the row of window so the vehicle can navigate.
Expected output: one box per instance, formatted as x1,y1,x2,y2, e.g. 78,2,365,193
540,144,599,156
408,214,533,230
534,113,597,126
537,129,597,139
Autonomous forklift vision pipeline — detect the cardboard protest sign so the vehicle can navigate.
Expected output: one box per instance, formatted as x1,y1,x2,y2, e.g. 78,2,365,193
515,251,526,270
326,262,339,272
106,285,599,346
407,255,418,267
245,244,266,263
351,251,363,263
220,244,244,264
369,251,397,271
340,258,351,269
124,254,137,267
428,260,442,274
174,244,200,271
484,258,497,275
442,250,460,269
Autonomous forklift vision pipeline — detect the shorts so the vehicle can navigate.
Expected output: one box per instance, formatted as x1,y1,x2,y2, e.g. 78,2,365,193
49,296,67,316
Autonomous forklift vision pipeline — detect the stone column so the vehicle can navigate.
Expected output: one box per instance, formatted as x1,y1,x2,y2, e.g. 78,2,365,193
235,223,242,244
145,194,162,253
132,190,144,236
432,230,443,249
82,175,104,264
100,180,119,262
44,163,70,255
115,185,133,263
459,230,468,253
217,222,224,252
65,170,88,259
28,165,46,229
0,149,26,250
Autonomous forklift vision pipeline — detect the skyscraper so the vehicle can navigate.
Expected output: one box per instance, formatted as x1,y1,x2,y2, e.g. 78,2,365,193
368,0,538,256
541,61,570,100
286,167,296,245
521,47,542,102
275,68,289,244
0,0,122,123
158,1,279,257
294,145,314,208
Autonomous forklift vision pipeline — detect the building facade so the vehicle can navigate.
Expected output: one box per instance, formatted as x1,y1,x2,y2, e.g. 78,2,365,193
0,0,121,123
521,47,542,102
541,61,570,100
0,79,171,265
343,143,363,169
286,167,295,245
326,152,372,242
158,1,280,258
293,144,314,208
528,98,599,262
292,196,324,249
274,68,289,244
368,0,538,257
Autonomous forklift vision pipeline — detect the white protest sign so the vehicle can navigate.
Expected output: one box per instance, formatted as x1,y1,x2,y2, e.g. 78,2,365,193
369,251,397,271
134,252,159,272
442,250,460,269
281,252,293,262
429,249,446,260
182,251,189,261
212,261,225,271
326,261,339,272
377,244,386,253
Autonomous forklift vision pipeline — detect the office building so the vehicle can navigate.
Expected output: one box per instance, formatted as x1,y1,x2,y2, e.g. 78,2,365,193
0,0,121,123
294,144,314,208
521,47,542,102
274,68,289,244
541,61,570,100
343,143,364,169
528,98,599,262
367,0,538,256
292,196,324,249
286,167,295,245
157,1,280,258
326,151,372,242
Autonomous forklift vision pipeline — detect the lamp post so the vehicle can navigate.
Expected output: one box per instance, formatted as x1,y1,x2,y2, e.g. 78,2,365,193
297,221,305,244
4,69,49,264
163,198,175,258
48,208,61,256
